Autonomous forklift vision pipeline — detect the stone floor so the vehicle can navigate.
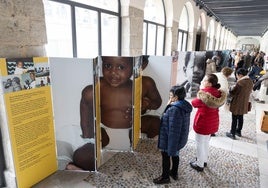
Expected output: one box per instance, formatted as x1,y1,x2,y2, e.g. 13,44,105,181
32,101,268,188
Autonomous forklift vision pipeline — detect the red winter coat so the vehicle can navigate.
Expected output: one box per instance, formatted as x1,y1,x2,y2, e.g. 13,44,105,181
191,87,226,135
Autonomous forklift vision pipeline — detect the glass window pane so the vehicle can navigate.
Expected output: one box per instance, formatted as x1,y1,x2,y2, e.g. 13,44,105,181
177,32,182,51
179,6,189,31
182,33,187,51
207,26,211,37
142,22,147,55
101,13,119,56
76,7,98,58
156,26,164,55
206,38,210,50
144,0,164,24
197,18,202,32
69,0,118,12
147,24,156,55
44,1,73,57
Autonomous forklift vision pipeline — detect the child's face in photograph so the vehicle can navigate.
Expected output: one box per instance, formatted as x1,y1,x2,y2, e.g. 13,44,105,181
17,61,23,68
30,73,35,81
184,62,194,83
102,57,133,87
192,61,204,84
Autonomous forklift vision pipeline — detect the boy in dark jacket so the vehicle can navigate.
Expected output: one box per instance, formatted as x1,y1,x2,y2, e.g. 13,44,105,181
153,85,192,184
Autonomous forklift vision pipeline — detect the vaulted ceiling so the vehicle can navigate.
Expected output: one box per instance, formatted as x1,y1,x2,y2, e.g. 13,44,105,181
194,0,268,37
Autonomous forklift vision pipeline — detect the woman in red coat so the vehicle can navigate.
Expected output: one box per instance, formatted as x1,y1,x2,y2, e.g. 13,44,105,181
190,74,226,172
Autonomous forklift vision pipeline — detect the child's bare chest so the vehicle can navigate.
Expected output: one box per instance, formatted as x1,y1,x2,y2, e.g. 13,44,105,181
101,87,132,109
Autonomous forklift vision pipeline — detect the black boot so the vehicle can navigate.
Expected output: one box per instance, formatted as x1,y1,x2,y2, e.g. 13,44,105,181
153,152,170,184
226,132,236,139
153,176,170,184
235,130,242,137
170,156,179,180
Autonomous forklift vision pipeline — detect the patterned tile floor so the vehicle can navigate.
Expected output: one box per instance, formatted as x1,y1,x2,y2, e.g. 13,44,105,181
83,139,259,187
33,101,268,188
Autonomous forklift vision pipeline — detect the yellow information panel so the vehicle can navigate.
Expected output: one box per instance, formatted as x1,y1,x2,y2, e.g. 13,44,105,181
1,57,57,188
5,87,57,188
0,58,8,76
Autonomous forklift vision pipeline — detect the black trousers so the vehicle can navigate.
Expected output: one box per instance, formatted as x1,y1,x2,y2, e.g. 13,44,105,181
231,114,244,135
161,151,179,178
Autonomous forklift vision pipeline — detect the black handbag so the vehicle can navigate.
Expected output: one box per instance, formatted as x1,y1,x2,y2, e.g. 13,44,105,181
248,102,252,112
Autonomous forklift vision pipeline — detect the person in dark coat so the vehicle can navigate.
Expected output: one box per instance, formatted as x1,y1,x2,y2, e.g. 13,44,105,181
190,74,226,172
234,58,244,79
153,85,192,184
226,68,253,139
248,62,263,82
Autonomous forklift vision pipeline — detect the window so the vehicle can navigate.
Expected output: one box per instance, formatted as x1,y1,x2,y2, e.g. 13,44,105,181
177,29,188,51
143,0,166,55
206,20,215,50
195,16,203,51
68,0,118,12
215,25,221,50
101,13,119,55
75,7,98,58
220,27,225,49
177,6,189,51
44,1,73,57
44,0,120,58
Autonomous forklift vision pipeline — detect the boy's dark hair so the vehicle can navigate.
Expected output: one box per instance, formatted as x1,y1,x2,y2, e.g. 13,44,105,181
236,68,248,76
170,85,186,100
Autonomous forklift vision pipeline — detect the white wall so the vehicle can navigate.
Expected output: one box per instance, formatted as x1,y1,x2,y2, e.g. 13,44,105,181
260,31,268,54
236,36,261,51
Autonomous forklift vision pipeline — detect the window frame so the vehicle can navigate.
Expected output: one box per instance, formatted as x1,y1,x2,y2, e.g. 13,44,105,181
44,0,121,57
177,5,189,52
177,29,188,51
143,0,166,56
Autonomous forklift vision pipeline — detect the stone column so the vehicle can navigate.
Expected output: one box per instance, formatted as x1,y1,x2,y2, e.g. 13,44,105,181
188,27,197,51
164,27,172,56
170,20,179,53
199,31,207,51
0,2,47,187
121,6,144,56
0,0,47,58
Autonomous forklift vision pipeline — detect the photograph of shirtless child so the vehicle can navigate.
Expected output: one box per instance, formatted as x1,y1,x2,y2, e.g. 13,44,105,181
68,56,134,171
141,55,162,138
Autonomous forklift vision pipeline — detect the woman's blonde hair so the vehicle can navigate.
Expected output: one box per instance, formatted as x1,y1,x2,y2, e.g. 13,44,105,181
221,67,233,77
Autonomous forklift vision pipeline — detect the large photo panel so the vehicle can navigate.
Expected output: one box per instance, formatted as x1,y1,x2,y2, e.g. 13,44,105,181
49,57,96,171
172,51,206,98
141,55,172,139
98,56,135,153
